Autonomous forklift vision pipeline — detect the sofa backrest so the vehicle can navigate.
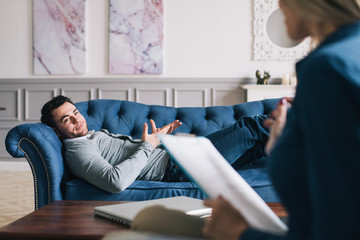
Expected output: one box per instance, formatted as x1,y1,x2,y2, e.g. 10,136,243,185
75,99,279,139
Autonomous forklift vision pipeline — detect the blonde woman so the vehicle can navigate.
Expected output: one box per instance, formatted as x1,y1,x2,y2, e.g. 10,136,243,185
203,0,360,239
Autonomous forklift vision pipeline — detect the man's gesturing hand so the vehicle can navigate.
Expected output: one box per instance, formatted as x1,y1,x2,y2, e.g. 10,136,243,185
141,119,182,149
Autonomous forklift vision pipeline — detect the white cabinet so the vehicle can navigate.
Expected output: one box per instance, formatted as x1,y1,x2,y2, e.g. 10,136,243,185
241,84,296,102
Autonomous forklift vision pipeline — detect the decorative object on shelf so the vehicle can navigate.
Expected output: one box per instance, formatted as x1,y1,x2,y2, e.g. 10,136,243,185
256,70,271,85
289,75,297,86
282,73,298,86
109,0,164,74
253,0,311,61
282,73,290,85
33,0,86,75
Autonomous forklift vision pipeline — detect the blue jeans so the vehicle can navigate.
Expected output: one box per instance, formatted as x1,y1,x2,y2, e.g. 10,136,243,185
162,115,270,182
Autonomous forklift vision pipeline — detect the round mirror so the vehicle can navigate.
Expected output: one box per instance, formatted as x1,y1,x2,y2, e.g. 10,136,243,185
253,0,311,61
266,9,301,48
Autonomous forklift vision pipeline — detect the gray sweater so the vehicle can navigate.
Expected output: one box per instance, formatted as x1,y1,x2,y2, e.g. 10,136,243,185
63,129,169,193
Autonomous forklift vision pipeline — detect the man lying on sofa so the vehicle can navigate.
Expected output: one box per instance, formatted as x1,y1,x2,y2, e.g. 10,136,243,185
40,95,270,193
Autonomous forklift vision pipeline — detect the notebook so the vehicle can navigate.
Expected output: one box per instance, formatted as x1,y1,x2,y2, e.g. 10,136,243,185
94,196,210,226
159,134,288,235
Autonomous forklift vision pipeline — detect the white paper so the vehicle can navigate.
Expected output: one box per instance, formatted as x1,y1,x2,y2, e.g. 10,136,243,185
160,134,288,235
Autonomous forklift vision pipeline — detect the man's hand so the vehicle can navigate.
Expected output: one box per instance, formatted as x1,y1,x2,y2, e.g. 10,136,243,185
263,97,293,155
141,119,182,149
202,196,249,240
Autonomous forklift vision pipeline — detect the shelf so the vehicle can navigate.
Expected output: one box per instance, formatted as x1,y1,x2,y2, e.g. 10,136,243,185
241,84,296,102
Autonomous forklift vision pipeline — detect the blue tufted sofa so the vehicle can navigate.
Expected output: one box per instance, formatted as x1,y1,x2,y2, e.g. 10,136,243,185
5,98,280,210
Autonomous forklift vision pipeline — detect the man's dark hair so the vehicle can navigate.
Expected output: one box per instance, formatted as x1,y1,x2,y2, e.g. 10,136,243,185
41,95,73,128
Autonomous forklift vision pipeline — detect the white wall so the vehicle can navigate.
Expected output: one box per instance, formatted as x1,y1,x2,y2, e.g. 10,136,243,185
0,0,296,79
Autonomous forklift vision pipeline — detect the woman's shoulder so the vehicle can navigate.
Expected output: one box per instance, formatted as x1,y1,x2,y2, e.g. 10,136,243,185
303,34,360,69
298,43,359,82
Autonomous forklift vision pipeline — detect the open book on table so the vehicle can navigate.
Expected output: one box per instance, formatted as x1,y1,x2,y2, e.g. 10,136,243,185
159,134,288,235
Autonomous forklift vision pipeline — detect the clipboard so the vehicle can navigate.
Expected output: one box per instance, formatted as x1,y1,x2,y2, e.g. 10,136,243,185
159,134,288,235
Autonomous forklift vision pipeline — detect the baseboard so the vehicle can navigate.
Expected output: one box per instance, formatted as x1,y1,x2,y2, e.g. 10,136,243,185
0,161,30,171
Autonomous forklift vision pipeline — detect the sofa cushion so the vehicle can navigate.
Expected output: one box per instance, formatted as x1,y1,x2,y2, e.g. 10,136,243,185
65,179,205,201
65,167,280,202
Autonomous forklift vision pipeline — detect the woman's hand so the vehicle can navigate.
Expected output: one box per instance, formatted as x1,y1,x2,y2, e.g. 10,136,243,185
141,119,182,149
263,97,292,155
202,196,249,240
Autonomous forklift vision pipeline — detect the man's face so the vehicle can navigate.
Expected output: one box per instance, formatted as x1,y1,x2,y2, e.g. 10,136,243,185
51,102,89,139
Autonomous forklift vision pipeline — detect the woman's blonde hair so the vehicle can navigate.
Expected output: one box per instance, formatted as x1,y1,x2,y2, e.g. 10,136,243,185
280,0,360,42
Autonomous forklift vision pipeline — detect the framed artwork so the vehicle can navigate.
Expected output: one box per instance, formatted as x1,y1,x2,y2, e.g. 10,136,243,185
109,0,164,74
33,0,86,75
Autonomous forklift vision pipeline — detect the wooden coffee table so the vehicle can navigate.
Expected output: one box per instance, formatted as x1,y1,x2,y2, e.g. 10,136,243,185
0,201,287,240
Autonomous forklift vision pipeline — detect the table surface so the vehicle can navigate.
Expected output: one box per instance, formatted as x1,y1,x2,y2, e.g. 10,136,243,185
0,200,287,240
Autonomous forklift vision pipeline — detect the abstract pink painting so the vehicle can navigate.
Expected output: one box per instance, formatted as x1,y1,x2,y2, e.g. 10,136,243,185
33,0,86,75
109,0,163,74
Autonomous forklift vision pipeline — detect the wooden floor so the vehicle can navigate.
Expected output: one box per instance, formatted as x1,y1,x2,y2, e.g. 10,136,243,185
0,171,34,228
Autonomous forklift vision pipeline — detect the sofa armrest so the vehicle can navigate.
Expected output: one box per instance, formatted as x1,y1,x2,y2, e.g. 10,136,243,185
5,123,67,209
